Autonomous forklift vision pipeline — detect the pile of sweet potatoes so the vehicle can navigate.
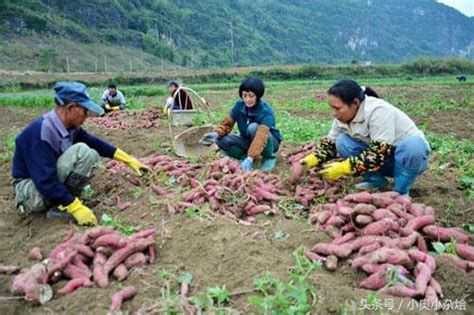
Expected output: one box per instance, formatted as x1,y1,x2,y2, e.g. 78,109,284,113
9,227,156,308
87,108,161,130
167,157,284,223
306,191,473,309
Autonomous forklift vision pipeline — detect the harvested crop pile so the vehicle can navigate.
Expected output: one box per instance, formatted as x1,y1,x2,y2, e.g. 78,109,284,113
163,157,283,224
306,191,473,310
87,108,162,130
9,227,156,306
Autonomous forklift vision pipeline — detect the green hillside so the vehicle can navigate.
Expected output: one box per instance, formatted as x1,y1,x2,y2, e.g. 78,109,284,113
0,0,472,71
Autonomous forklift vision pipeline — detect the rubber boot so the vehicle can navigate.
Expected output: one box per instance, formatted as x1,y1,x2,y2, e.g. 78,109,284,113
393,165,419,196
354,172,389,190
260,135,277,172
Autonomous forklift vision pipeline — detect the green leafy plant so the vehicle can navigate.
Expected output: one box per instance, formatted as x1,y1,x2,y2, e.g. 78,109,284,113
462,223,474,233
431,239,457,255
101,213,136,236
248,247,320,314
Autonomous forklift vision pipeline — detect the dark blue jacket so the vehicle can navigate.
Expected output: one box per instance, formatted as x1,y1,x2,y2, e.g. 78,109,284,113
230,99,282,144
12,116,116,206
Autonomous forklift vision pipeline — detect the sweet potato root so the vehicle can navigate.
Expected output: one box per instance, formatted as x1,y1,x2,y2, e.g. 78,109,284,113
104,238,155,274
324,255,338,271
360,270,386,290
57,278,93,295
352,247,412,269
93,252,109,288
0,265,21,274
112,264,128,281
422,225,469,243
110,286,137,312
123,252,146,269
312,243,352,258
28,247,43,261
355,214,374,226
344,192,372,203
362,218,393,236
455,244,474,262
290,163,305,184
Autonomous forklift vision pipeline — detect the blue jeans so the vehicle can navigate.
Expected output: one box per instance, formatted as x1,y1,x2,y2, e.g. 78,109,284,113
336,134,430,193
216,123,280,160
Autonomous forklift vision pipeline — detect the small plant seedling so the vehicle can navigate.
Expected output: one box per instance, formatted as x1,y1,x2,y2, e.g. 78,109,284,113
81,185,94,199
101,213,136,236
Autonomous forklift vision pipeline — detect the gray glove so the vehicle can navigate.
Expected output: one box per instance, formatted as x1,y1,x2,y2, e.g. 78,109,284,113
199,132,219,146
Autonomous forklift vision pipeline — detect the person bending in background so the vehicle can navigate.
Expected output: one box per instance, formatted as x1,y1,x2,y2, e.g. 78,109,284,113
164,80,194,115
100,84,126,112
200,77,282,172
12,82,150,225
301,79,430,196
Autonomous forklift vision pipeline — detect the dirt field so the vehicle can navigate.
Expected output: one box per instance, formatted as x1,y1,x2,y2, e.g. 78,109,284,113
0,82,473,314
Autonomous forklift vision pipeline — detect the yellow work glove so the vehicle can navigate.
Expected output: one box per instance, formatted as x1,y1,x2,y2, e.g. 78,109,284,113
110,105,120,111
318,159,353,181
300,153,320,168
104,104,111,110
113,148,151,176
58,197,97,226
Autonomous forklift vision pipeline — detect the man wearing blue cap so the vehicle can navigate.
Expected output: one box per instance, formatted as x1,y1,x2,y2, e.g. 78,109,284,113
12,81,150,225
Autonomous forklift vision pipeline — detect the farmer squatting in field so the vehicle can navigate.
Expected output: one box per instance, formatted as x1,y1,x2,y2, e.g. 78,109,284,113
301,79,430,196
100,84,127,113
12,82,150,225
200,77,282,172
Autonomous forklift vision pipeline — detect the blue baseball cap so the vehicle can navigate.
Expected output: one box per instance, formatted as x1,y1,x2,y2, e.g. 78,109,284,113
54,81,104,115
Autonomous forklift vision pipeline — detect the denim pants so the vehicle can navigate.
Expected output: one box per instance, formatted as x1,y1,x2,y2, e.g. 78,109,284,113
216,123,280,160
335,133,430,193
15,143,100,212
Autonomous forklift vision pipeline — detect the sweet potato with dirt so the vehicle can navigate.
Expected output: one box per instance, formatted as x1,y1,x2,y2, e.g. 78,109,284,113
361,263,408,275
93,252,109,288
372,209,397,221
332,232,356,246
113,264,128,281
383,284,421,298
28,247,43,261
304,250,326,262
362,218,393,236
324,255,338,271
325,215,345,227
290,162,305,184
415,262,432,294
372,195,394,208
57,278,93,295
0,265,21,274
359,270,386,290
387,203,413,221
11,261,52,302
124,252,146,269
425,286,441,310
316,211,333,225
422,225,470,243
64,263,92,280
455,244,474,262
409,203,425,217
429,278,443,298
344,192,372,203
255,187,280,202
353,203,376,215
355,214,374,226
359,243,381,255
104,238,155,274
352,247,412,268
400,215,435,236
110,286,137,312
92,234,127,249
312,243,352,258
246,204,272,216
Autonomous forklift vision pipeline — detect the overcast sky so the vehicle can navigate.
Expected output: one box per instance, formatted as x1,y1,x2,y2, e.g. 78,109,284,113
437,0,474,17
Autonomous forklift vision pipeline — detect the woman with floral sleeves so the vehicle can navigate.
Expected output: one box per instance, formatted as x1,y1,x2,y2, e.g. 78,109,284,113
301,79,430,196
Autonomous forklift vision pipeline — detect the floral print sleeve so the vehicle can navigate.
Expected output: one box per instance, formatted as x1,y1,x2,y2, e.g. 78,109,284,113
349,141,393,175
314,137,338,163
